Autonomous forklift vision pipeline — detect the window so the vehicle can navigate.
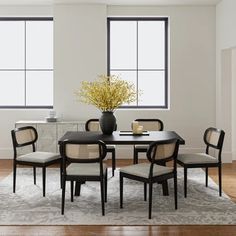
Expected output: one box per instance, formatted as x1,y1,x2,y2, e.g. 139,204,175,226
0,18,53,108
107,17,168,108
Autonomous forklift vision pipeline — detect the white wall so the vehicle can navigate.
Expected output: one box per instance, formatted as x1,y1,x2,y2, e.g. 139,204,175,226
232,48,236,160
0,4,216,159
0,6,53,158
54,5,216,158
216,0,236,161
54,4,107,120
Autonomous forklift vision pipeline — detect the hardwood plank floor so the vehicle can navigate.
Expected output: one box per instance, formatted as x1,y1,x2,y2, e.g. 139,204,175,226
1,159,236,236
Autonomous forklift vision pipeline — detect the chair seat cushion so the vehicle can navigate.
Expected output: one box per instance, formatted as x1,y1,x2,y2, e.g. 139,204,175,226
107,145,116,150
134,145,148,150
177,153,218,164
120,163,173,178
66,163,107,176
17,152,60,163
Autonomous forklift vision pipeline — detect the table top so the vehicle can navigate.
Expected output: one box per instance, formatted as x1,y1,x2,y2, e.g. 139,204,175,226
58,131,185,145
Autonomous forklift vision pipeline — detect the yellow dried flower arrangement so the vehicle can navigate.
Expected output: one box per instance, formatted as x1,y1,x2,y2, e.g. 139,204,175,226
75,75,136,112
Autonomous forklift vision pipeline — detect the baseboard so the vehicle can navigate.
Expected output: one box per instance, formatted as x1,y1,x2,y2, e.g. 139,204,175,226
222,151,233,163
0,148,12,159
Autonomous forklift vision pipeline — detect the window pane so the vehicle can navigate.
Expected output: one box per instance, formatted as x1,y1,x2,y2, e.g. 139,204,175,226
26,21,53,69
0,21,24,69
110,21,137,70
138,21,165,69
0,71,24,106
110,70,137,106
138,71,165,106
26,71,53,106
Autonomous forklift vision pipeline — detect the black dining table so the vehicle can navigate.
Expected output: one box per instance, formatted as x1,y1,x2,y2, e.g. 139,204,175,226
58,130,185,145
58,130,185,196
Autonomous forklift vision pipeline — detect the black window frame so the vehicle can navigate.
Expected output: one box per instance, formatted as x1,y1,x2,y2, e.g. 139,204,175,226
107,17,168,109
0,17,53,109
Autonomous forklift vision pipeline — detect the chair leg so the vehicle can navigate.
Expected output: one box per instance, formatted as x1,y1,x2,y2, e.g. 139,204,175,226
60,160,63,189
33,166,36,185
184,167,187,198
42,167,46,197
75,182,81,196
162,180,169,196
174,172,178,210
120,173,123,208
148,182,153,219
61,176,66,215
219,165,222,197
70,181,74,202
144,182,147,201
133,147,138,164
13,162,17,193
100,178,105,216
111,149,116,177
105,169,108,202
205,167,208,187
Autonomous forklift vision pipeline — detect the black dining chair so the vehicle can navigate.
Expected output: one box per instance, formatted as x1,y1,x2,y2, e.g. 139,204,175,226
11,126,62,197
85,119,117,176
60,139,108,215
120,138,179,219
177,127,225,197
132,119,164,164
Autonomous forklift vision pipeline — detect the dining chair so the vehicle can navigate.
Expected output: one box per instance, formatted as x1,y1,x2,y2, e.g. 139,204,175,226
132,119,164,164
11,126,62,197
177,127,225,197
60,139,108,215
120,139,179,219
85,119,117,176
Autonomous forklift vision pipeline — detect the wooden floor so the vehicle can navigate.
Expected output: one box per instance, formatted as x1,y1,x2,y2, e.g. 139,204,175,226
1,159,236,236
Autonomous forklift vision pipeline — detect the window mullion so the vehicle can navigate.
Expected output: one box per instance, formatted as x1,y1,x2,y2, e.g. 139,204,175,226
24,20,26,106
136,21,139,106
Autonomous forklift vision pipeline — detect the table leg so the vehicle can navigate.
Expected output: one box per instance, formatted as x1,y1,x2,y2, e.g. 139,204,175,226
75,181,85,196
161,180,169,196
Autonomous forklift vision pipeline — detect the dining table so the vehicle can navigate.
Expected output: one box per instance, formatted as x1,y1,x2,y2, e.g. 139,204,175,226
58,130,185,196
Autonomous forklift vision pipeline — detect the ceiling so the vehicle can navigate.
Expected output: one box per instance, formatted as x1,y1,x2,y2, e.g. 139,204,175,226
0,0,222,6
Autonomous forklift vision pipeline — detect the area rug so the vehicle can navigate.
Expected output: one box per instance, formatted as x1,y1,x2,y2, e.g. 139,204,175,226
0,168,236,225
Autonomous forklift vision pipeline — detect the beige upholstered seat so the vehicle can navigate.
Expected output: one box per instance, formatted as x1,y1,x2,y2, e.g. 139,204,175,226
11,126,62,197
67,163,107,176
177,127,225,197
120,163,173,179
177,153,218,164
17,152,60,163
85,119,116,176
60,140,108,216
120,139,179,219
132,119,164,164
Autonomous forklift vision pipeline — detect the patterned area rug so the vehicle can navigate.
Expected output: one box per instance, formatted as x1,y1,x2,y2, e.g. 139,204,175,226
0,168,236,225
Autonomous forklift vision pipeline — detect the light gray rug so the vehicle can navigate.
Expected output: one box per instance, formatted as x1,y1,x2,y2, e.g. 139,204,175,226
0,168,236,225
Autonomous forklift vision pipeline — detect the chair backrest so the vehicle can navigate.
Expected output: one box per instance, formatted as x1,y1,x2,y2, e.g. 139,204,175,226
60,140,107,163
11,126,38,159
133,119,164,131
204,127,225,149
203,127,225,161
11,126,37,148
146,139,179,165
85,119,117,131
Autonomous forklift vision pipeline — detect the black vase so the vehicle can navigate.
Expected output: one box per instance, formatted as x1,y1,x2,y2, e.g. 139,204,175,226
99,111,116,135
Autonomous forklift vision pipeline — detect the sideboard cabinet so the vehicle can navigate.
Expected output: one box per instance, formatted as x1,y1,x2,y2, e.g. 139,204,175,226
15,120,85,153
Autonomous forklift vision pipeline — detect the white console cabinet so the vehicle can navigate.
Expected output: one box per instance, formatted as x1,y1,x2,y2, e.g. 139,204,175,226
15,120,85,153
